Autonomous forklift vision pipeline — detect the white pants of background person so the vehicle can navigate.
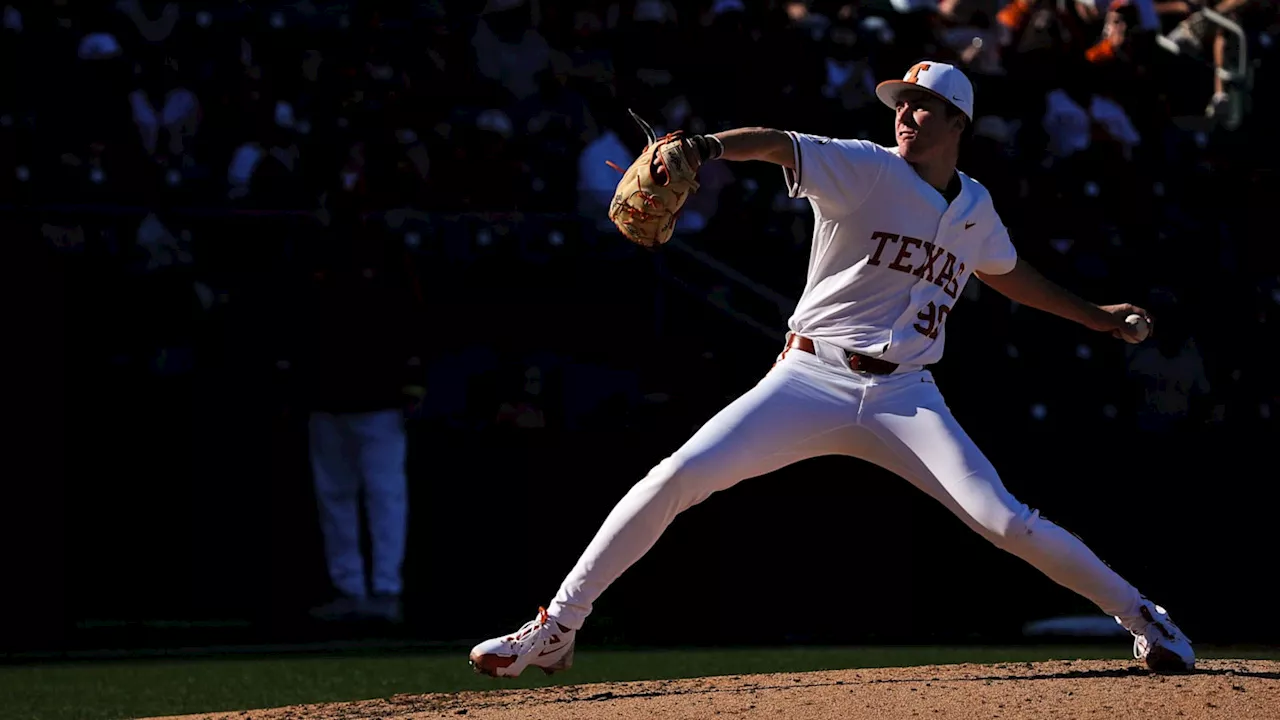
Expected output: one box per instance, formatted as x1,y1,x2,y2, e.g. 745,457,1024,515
308,409,408,604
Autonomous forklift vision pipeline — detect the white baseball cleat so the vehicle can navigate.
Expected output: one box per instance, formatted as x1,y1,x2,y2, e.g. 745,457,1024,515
1117,600,1195,672
469,606,577,678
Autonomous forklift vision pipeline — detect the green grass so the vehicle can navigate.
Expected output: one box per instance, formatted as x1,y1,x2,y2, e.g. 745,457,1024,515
5,644,1278,720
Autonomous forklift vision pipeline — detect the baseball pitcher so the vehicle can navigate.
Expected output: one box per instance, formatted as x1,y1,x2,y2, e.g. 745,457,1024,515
469,61,1193,678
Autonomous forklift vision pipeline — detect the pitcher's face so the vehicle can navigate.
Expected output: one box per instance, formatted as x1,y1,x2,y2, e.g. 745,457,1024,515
893,89,964,163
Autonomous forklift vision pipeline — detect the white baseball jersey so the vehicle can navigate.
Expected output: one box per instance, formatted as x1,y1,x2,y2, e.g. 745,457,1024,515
781,132,1018,367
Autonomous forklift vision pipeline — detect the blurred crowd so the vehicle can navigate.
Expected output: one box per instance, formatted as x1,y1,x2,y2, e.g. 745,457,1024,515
11,0,1279,621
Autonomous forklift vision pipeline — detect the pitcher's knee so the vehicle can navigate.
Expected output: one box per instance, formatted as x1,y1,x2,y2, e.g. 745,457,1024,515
978,508,1039,551
962,502,1034,545
633,454,726,514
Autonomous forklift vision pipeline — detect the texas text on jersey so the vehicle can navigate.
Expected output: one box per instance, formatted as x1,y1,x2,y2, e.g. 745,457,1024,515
782,132,1017,369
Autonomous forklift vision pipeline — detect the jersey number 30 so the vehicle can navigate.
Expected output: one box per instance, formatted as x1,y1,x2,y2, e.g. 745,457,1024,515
914,301,951,339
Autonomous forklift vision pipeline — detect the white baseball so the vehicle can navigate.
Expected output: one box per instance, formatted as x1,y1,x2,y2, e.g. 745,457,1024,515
1124,314,1149,343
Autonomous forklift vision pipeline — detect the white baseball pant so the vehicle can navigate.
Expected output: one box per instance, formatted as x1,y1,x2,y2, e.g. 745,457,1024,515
308,408,409,598
547,335,1143,630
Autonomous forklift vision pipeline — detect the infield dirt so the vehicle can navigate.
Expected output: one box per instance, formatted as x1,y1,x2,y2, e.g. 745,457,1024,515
140,658,1280,719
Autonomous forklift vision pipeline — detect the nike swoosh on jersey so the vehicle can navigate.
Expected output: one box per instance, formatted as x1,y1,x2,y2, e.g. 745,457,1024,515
965,222,976,229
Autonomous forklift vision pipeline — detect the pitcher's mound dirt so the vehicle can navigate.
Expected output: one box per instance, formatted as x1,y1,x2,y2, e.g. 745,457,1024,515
143,658,1279,720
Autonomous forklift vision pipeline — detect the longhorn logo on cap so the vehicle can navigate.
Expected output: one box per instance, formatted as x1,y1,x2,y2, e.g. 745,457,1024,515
905,63,931,84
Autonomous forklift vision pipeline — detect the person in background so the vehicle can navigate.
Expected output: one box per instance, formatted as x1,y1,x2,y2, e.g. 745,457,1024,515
280,161,428,625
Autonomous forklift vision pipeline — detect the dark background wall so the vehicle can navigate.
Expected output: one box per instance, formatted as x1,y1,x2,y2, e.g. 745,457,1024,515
3,0,1278,657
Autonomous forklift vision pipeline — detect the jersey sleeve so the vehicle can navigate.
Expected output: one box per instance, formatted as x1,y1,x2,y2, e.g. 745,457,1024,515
782,132,886,218
976,221,1019,275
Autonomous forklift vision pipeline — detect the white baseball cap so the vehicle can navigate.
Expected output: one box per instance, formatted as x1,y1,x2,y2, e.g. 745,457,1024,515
875,61,974,121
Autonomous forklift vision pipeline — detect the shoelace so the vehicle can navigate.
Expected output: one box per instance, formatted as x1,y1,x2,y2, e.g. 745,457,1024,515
1127,607,1179,660
1132,634,1149,660
504,607,551,647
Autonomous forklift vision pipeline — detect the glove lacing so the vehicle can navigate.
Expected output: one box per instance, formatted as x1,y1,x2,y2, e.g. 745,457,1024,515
605,131,694,245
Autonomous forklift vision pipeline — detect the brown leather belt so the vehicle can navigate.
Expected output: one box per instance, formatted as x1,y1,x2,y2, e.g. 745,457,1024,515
784,334,899,375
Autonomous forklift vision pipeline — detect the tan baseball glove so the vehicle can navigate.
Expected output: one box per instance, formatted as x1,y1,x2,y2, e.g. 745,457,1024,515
606,110,702,250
